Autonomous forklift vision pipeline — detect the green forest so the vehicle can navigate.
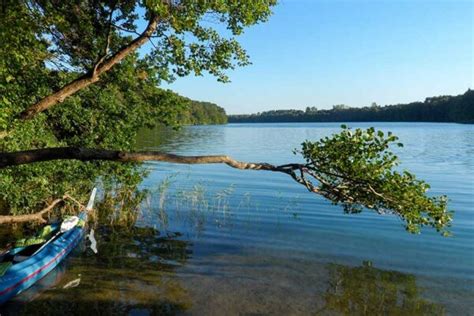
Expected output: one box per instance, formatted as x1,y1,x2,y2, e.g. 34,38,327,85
229,90,474,123
180,100,227,125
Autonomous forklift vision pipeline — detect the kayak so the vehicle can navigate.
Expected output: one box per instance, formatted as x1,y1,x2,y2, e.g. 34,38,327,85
0,188,96,305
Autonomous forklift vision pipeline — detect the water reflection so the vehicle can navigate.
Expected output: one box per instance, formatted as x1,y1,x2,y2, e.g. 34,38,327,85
1,226,193,315
320,261,445,315
135,125,226,154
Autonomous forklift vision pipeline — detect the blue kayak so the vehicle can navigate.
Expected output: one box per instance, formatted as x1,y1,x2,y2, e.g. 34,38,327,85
0,211,86,304
0,188,96,305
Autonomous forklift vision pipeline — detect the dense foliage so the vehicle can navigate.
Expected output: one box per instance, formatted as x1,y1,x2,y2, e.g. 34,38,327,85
229,90,474,123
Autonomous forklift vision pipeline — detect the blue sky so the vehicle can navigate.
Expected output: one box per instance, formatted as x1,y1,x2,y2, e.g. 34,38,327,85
159,0,472,114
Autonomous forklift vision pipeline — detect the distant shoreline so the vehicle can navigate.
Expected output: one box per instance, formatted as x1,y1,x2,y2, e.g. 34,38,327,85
227,90,473,125
226,121,472,124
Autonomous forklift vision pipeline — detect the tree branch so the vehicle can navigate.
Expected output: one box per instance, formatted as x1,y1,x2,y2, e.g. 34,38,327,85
0,194,87,225
19,14,160,120
0,146,320,193
92,3,116,76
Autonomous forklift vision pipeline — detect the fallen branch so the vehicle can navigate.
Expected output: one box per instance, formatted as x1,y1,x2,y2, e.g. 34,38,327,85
0,147,297,170
0,147,323,224
63,194,86,211
0,198,63,225
0,145,321,192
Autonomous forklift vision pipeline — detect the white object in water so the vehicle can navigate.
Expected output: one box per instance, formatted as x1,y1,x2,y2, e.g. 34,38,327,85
63,278,81,289
87,228,98,254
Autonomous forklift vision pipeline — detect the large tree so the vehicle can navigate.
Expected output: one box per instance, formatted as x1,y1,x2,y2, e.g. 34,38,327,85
0,1,452,235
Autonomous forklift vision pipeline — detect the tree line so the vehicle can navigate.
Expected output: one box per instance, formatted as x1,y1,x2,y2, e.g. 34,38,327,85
228,90,474,123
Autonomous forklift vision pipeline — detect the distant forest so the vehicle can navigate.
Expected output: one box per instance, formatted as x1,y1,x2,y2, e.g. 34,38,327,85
180,100,228,125
228,90,474,124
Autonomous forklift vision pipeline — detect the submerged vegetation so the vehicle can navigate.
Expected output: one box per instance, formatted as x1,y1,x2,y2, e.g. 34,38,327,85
1,225,193,314
229,90,474,123
322,261,445,315
0,182,445,313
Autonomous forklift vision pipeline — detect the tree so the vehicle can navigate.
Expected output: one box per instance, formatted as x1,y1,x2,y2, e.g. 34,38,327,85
0,0,276,218
0,1,452,235
333,104,349,111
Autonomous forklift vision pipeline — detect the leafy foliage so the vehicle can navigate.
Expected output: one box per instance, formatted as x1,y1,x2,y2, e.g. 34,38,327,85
16,0,276,83
298,126,452,235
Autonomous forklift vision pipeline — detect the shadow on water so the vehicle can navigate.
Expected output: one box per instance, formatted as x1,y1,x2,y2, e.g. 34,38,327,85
135,125,226,153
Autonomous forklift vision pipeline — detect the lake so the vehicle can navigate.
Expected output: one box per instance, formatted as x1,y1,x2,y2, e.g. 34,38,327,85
2,122,473,315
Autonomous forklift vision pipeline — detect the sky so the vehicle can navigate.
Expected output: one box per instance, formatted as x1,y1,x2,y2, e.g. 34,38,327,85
159,0,473,114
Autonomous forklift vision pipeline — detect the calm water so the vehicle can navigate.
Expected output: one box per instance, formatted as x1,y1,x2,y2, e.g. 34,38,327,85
2,123,473,315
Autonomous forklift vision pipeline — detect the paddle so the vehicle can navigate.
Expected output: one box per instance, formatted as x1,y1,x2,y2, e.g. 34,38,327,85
85,187,97,212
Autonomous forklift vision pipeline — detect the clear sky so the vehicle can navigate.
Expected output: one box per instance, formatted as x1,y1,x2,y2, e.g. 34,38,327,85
160,0,473,114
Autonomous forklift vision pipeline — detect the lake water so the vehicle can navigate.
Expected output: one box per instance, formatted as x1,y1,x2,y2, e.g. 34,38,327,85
2,122,473,315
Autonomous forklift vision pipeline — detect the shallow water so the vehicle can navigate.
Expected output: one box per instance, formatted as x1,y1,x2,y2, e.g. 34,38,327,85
2,122,473,315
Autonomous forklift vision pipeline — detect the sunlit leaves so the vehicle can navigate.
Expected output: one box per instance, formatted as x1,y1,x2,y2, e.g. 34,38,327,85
141,0,275,82
299,126,452,235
